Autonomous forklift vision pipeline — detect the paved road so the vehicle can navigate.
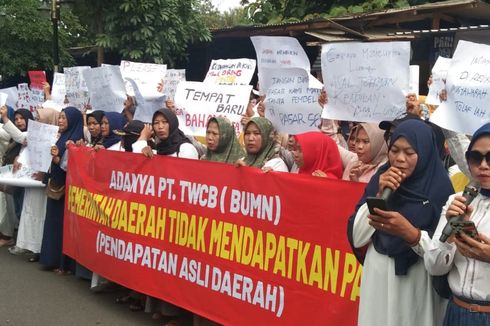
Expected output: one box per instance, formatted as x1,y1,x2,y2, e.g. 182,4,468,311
0,246,164,326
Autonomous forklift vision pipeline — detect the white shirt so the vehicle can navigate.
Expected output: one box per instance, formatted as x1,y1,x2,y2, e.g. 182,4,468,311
418,193,490,301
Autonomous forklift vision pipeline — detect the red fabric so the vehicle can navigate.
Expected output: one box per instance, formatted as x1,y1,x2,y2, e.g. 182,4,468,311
294,132,343,179
64,146,364,326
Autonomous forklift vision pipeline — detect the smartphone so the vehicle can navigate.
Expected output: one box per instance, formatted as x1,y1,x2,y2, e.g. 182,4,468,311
452,220,480,241
366,197,388,215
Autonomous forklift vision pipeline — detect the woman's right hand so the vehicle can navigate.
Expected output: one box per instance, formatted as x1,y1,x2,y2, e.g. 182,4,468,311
138,124,152,141
446,195,473,221
378,166,406,195
0,105,8,122
141,146,154,158
318,89,328,108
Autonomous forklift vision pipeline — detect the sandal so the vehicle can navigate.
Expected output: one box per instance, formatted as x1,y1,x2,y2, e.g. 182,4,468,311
28,254,40,263
128,302,144,312
115,295,132,304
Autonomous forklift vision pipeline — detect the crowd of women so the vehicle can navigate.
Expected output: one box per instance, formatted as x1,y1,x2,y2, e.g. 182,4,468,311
0,76,489,326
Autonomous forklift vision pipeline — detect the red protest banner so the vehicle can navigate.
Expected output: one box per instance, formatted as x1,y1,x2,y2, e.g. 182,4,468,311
28,70,47,90
64,146,365,326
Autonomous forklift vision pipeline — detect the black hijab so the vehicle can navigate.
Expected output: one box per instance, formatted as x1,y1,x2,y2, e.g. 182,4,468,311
86,110,105,146
2,109,34,165
152,109,190,156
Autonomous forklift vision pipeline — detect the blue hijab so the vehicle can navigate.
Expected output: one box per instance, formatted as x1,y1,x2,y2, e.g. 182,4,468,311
50,106,83,185
468,122,490,196
348,120,453,275
102,112,126,148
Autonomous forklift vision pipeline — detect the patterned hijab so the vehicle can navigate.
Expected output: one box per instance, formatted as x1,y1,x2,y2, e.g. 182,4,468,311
244,117,278,168
203,117,244,164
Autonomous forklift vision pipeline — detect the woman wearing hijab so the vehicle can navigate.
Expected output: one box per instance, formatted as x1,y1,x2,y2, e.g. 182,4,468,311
203,117,244,164
40,107,84,273
134,108,198,159
98,112,126,150
7,108,60,259
85,110,104,146
423,122,490,326
342,123,388,183
289,131,343,179
0,108,33,246
237,117,288,172
349,120,454,326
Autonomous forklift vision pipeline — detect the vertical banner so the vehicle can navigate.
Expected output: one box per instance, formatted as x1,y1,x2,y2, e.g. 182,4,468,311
65,66,91,110
321,41,410,122
430,40,490,134
83,66,127,112
164,69,186,100
174,81,252,136
261,68,322,134
28,70,47,90
426,57,452,105
204,59,256,86
65,146,365,326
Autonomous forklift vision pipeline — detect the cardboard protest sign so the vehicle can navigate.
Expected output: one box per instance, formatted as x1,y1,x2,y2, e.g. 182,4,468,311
261,68,322,134
28,70,47,90
163,69,186,100
51,72,66,105
0,87,18,108
120,60,167,97
128,79,166,123
409,65,419,97
426,57,452,105
204,59,256,86
174,81,252,136
430,41,490,134
65,66,90,110
321,41,410,122
19,120,59,172
83,66,126,112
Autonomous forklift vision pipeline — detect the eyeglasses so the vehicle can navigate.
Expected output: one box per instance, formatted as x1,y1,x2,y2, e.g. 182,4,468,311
466,150,490,166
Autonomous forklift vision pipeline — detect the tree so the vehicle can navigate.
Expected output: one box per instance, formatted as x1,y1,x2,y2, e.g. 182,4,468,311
81,0,212,67
196,0,251,29
0,0,84,79
242,0,437,24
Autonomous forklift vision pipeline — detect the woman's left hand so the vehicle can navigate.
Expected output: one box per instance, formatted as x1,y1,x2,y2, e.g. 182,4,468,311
312,170,327,178
454,233,490,263
368,208,420,244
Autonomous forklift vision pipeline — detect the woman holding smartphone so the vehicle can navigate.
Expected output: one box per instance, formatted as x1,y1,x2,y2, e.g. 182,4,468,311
350,119,453,326
423,122,490,326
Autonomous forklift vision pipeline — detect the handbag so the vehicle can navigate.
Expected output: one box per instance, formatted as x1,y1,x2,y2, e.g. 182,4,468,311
45,179,65,200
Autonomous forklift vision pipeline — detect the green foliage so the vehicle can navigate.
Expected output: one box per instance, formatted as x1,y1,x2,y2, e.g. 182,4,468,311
85,0,212,67
0,0,84,78
196,0,251,29
244,0,436,24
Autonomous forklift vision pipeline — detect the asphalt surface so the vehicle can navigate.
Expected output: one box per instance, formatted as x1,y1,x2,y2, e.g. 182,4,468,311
0,246,165,326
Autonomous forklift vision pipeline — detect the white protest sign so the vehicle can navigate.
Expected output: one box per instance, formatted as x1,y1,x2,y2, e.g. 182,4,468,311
51,72,66,105
19,120,59,172
0,93,7,107
321,41,410,122
164,69,186,100
120,60,166,97
174,81,252,137
17,83,37,111
204,59,256,85
83,65,126,112
261,68,322,134
409,65,419,97
430,41,490,135
127,79,166,123
251,36,318,92
30,88,45,108
0,87,18,108
426,57,452,105
64,66,90,110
